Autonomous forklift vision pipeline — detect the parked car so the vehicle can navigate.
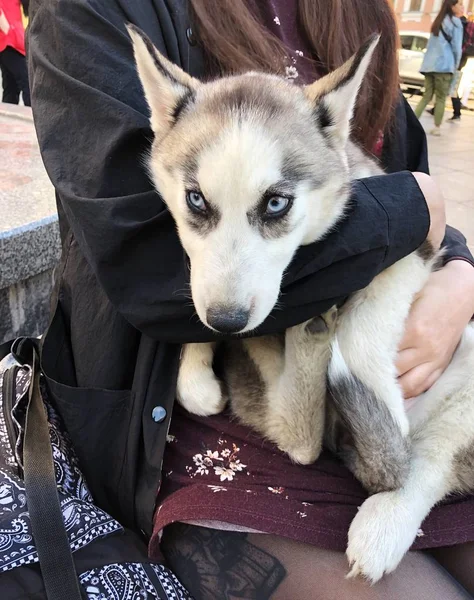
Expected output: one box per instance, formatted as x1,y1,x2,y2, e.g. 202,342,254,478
398,31,429,91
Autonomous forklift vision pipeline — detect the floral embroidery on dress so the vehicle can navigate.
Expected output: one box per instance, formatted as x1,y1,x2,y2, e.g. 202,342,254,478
268,487,285,495
283,53,303,82
297,511,308,518
166,434,177,443
188,444,247,483
214,466,236,482
270,10,306,83
285,65,298,81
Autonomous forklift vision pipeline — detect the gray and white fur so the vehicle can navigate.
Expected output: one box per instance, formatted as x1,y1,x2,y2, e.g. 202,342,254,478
128,25,474,583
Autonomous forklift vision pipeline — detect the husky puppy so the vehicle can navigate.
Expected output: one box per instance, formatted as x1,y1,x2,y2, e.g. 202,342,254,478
128,26,474,583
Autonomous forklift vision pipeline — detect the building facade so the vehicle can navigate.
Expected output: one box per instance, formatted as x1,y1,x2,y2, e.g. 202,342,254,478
394,0,474,32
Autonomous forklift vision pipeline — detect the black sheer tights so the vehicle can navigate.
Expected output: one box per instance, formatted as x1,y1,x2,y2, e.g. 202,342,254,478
429,543,474,597
161,523,474,600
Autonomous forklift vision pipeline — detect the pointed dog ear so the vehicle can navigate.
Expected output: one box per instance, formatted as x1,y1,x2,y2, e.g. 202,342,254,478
127,24,200,137
304,35,380,145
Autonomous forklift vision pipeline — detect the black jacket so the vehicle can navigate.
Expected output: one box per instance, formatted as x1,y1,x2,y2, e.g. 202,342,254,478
27,0,473,537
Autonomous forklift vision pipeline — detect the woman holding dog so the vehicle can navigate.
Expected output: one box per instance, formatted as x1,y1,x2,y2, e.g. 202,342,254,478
26,0,474,598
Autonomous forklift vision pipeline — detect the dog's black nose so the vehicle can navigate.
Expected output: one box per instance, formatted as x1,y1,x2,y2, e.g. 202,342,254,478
206,305,250,333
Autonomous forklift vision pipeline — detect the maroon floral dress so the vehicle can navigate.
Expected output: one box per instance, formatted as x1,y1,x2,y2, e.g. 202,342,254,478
150,406,474,560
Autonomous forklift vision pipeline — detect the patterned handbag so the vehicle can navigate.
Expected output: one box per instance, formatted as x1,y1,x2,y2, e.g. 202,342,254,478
0,338,193,600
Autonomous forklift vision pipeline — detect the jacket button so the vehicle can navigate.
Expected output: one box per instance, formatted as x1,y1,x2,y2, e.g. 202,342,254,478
152,406,167,423
186,27,197,46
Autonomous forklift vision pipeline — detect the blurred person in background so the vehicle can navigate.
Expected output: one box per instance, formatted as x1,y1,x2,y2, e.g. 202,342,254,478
415,0,464,135
459,13,474,109
0,0,29,106
428,10,474,121
448,9,472,121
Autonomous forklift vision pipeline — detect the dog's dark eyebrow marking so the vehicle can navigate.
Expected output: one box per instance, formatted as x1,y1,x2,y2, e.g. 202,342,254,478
281,163,305,185
172,90,196,122
281,159,315,185
265,177,297,194
281,159,325,190
182,152,199,184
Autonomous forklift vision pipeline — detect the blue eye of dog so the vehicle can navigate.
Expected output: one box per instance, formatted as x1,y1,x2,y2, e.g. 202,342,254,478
186,191,207,213
265,196,291,216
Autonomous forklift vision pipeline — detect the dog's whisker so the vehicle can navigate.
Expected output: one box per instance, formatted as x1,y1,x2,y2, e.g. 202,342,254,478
272,302,284,312
173,287,193,298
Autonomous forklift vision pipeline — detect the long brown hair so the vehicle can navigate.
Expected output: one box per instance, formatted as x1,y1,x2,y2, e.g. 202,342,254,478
189,0,399,152
432,0,459,35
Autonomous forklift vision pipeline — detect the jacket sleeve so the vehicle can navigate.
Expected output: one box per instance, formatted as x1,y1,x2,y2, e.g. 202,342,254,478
451,18,464,69
27,0,430,343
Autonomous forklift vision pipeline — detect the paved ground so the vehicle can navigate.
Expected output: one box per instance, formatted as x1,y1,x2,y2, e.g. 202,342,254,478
0,104,55,233
412,104,474,252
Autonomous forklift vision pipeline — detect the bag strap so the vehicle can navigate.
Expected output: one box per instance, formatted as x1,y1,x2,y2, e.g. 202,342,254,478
13,338,84,600
440,25,453,44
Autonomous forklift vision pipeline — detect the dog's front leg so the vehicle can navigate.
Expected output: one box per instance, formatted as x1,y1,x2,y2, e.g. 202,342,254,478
346,391,474,582
346,325,474,582
246,307,337,465
176,343,226,416
346,446,453,583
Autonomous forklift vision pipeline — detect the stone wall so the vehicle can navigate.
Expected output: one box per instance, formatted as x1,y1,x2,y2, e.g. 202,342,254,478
1,267,56,342
0,104,60,344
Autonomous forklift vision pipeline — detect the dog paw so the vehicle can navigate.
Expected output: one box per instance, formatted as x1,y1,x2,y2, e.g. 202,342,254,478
346,492,420,584
284,443,321,465
177,369,227,416
267,415,322,465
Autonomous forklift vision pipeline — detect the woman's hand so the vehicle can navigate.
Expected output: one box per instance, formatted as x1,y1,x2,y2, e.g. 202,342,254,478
396,260,474,400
